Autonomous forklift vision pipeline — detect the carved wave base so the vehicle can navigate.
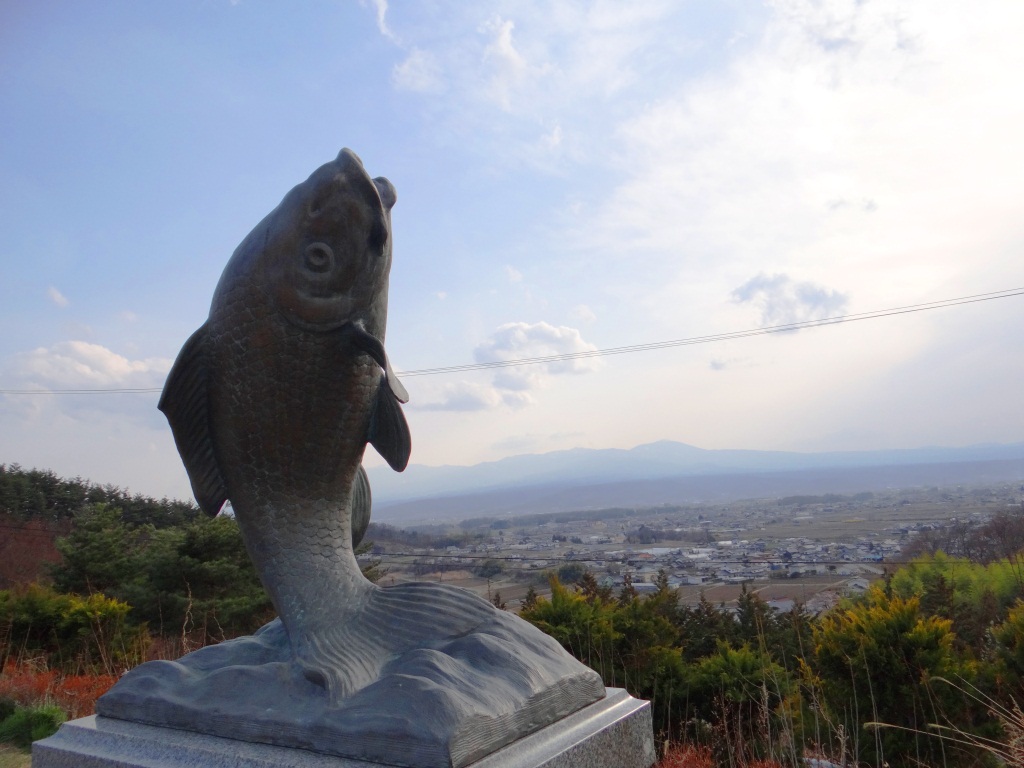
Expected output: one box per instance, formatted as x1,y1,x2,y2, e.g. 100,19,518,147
34,689,654,768
91,605,608,768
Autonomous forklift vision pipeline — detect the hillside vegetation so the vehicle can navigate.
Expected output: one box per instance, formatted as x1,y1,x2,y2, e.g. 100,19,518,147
2,465,1024,766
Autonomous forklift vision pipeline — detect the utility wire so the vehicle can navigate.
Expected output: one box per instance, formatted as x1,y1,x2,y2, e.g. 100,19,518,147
366,550,902,566
401,286,1024,377
0,387,161,395
0,522,906,570
0,519,909,567
3,286,1021,395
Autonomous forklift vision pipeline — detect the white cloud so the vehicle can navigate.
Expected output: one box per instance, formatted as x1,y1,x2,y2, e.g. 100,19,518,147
504,265,523,283
363,0,395,41
14,341,170,388
416,380,529,412
708,355,752,372
731,273,849,327
393,48,444,93
475,321,601,391
379,4,688,167
47,286,69,308
346,1,1024,463
413,321,600,412
541,123,562,150
542,0,1024,385
1,342,175,469
479,16,530,111
0,401,188,500
571,304,597,324
481,16,525,69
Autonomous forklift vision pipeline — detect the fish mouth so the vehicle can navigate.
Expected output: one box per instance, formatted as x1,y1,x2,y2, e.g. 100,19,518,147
338,147,363,166
337,148,397,211
308,149,396,217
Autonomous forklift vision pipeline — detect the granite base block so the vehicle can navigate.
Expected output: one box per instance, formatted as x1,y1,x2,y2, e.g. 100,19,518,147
32,688,655,768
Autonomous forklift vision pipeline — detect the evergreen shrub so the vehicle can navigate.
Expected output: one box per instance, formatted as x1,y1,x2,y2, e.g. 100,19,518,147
0,704,66,747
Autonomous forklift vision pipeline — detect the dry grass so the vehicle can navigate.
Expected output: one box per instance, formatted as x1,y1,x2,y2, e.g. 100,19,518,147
868,677,1024,767
655,743,788,768
0,745,31,768
0,662,115,720
656,744,715,768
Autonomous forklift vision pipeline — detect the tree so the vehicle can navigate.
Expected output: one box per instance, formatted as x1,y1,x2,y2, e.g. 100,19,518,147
556,562,586,585
51,506,274,645
476,559,504,579
611,589,679,694
0,464,199,526
991,599,1024,689
618,573,638,605
50,504,139,597
521,584,538,611
685,643,794,765
131,515,273,642
678,595,733,662
735,584,775,648
520,576,619,682
812,589,974,768
888,552,1024,652
356,539,388,584
577,572,614,605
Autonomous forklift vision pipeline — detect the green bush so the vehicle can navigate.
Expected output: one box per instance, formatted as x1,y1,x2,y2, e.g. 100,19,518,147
0,704,66,747
0,583,146,674
0,697,15,723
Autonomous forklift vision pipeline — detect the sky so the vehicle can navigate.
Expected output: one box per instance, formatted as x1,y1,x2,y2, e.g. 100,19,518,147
1,0,1022,503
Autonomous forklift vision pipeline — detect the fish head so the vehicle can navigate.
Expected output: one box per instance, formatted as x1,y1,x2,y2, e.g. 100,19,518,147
214,148,397,337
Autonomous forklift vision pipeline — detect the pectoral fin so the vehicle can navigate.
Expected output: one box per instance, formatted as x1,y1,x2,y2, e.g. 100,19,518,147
368,373,411,472
158,324,228,516
344,323,410,403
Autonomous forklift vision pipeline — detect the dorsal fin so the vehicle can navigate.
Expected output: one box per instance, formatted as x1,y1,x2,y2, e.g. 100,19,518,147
158,323,228,516
368,372,411,472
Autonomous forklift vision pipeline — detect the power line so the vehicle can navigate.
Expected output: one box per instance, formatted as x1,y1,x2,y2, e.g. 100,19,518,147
366,550,907,567
0,519,920,565
0,387,160,395
2,286,1021,395
400,286,1024,377
0,387,162,395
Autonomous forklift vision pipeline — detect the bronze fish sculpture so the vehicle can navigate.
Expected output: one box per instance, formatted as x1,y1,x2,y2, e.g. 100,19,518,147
93,150,608,765
158,148,488,698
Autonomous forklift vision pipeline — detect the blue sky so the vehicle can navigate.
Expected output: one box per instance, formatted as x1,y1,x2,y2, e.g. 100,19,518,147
2,1,1022,501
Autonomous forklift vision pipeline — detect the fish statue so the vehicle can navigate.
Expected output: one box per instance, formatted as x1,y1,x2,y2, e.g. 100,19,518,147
156,148,415,697
95,150,608,767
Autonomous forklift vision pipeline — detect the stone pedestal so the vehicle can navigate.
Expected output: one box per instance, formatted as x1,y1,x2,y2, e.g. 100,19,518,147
33,688,655,768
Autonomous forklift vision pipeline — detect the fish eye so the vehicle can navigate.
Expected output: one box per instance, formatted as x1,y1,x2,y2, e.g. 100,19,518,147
303,243,335,274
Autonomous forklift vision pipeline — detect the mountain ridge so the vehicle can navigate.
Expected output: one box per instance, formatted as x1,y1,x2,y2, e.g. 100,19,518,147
367,440,1024,507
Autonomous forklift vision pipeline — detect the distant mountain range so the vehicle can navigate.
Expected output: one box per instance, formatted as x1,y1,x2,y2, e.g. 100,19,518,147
366,441,1024,523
